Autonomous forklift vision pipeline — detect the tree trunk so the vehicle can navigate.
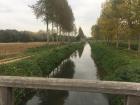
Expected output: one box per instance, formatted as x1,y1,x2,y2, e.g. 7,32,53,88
56,24,59,42
138,35,140,53
59,26,61,42
116,34,119,48
68,32,70,42
106,37,109,45
128,39,131,50
61,28,63,42
52,21,54,42
107,37,110,46
46,20,49,42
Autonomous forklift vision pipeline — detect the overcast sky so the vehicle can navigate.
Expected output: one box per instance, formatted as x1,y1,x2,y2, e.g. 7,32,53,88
0,0,105,37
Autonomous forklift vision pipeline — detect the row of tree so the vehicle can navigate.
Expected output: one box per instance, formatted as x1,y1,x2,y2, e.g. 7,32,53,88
32,0,76,41
0,27,86,42
0,30,77,42
0,30,47,42
92,0,140,51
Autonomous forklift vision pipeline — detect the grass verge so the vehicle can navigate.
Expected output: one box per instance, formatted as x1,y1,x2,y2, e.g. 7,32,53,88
90,42,140,105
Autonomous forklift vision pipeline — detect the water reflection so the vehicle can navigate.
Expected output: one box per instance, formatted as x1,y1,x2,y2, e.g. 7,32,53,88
63,43,109,105
26,43,109,105
53,60,75,78
38,90,68,105
70,43,100,80
38,59,75,105
49,59,75,78
77,45,84,58
27,59,75,105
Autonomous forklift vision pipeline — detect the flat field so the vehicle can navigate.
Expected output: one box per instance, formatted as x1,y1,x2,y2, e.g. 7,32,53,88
0,42,47,59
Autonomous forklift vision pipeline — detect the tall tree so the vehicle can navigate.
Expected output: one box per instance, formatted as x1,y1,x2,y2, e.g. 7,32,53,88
77,27,86,41
92,0,140,52
131,0,140,52
31,0,75,42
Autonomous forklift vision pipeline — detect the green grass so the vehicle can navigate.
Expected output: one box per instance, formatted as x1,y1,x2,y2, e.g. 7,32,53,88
0,43,83,105
90,42,140,105
0,43,82,76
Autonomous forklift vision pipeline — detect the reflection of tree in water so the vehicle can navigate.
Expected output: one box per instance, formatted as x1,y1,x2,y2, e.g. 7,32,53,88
16,89,36,105
70,44,84,59
38,59,75,105
38,90,68,105
54,59,75,79
70,51,78,58
77,45,84,58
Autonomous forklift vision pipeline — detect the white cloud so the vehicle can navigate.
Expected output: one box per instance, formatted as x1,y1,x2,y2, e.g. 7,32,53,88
0,0,105,36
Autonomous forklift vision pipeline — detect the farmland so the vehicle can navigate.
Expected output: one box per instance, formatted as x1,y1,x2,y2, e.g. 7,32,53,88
0,42,55,60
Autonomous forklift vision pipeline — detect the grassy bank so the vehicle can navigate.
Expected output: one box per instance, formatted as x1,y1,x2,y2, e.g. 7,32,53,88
0,42,83,105
90,42,140,105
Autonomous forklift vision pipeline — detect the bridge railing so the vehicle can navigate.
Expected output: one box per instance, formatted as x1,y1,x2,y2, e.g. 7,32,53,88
0,76,139,105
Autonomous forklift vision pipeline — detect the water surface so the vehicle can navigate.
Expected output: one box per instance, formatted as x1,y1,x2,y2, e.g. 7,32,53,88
26,43,109,105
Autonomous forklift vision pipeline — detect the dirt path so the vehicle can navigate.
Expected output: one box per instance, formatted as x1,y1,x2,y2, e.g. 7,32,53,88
0,56,32,65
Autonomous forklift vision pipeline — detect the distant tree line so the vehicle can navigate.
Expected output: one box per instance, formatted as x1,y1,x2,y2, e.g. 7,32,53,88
91,0,140,52
0,30,47,42
0,29,77,42
31,0,76,42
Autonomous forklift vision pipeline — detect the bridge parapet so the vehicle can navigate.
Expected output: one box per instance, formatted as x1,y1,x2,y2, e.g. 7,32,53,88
0,76,139,105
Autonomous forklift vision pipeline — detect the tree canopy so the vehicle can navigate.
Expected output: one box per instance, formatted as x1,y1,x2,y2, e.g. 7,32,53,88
31,0,75,36
77,27,86,41
91,0,140,51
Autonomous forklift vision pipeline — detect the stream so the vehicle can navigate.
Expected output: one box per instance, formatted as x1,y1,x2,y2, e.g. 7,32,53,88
26,43,109,105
